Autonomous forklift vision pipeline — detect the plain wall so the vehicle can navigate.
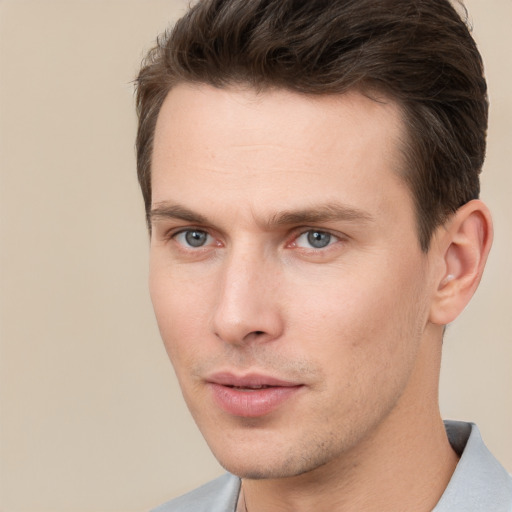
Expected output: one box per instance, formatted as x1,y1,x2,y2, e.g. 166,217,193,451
0,1,510,511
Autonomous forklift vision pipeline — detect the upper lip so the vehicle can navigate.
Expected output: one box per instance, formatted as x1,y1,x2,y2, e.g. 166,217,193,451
206,372,301,388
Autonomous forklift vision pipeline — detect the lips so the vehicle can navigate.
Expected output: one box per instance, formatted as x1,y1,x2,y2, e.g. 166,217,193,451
206,372,303,417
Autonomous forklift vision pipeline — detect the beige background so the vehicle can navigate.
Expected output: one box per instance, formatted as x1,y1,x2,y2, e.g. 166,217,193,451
0,1,510,511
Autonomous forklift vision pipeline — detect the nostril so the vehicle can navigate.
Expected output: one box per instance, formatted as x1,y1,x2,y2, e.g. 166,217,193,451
254,331,265,336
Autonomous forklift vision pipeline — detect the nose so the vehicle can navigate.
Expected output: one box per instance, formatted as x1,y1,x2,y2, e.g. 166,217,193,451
211,247,284,346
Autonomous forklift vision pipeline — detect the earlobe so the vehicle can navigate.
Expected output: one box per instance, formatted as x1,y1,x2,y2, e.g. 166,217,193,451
429,200,493,326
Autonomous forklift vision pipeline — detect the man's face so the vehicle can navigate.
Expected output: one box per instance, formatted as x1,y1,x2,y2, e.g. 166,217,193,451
149,84,439,479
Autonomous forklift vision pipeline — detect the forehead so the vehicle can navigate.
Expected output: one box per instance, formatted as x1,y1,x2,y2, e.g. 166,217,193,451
151,84,411,223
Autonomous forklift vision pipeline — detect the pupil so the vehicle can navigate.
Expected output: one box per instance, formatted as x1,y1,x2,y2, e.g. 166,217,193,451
307,231,331,248
185,230,207,247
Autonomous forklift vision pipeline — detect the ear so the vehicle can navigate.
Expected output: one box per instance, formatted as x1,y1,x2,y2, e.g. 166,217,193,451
429,199,493,325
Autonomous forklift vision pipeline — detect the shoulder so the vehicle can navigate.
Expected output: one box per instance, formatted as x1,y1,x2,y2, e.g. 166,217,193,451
151,473,241,512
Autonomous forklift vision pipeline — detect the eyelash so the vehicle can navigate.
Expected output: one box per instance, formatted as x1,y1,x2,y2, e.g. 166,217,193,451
169,228,219,250
168,227,343,252
291,230,340,250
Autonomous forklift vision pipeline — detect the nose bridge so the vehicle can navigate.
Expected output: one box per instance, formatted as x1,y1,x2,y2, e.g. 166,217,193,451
211,241,282,345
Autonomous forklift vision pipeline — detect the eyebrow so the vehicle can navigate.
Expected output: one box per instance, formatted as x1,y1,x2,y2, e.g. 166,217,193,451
150,203,209,225
267,204,375,227
150,201,375,228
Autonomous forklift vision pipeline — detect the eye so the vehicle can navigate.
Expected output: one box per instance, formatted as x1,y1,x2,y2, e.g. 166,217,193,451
294,230,338,249
174,229,212,248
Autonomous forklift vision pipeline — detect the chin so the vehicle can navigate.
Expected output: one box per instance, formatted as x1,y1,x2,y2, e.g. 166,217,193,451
211,438,337,481
217,460,297,480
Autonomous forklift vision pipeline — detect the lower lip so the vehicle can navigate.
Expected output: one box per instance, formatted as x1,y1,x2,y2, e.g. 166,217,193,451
208,383,303,417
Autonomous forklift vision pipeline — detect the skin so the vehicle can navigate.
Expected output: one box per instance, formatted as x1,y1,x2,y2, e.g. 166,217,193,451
148,84,492,511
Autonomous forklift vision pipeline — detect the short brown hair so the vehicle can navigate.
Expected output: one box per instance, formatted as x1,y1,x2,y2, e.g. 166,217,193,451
135,0,488,251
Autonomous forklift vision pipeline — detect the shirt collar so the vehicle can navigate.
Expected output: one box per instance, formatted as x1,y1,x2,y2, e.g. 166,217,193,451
433,421,512,511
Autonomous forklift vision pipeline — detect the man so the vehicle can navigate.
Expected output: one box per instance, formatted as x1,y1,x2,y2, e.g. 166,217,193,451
135,0,512,510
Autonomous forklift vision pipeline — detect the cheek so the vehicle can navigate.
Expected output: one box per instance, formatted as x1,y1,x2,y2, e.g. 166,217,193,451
288,262,428,378
288,274,392,341
288,274,427,439
149,263,211,367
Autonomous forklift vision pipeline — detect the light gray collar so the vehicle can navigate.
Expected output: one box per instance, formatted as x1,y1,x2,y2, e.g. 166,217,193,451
433,421,512,511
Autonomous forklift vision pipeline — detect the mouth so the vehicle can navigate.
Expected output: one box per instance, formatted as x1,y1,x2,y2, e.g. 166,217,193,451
225,385,274,390
206,372,304,417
